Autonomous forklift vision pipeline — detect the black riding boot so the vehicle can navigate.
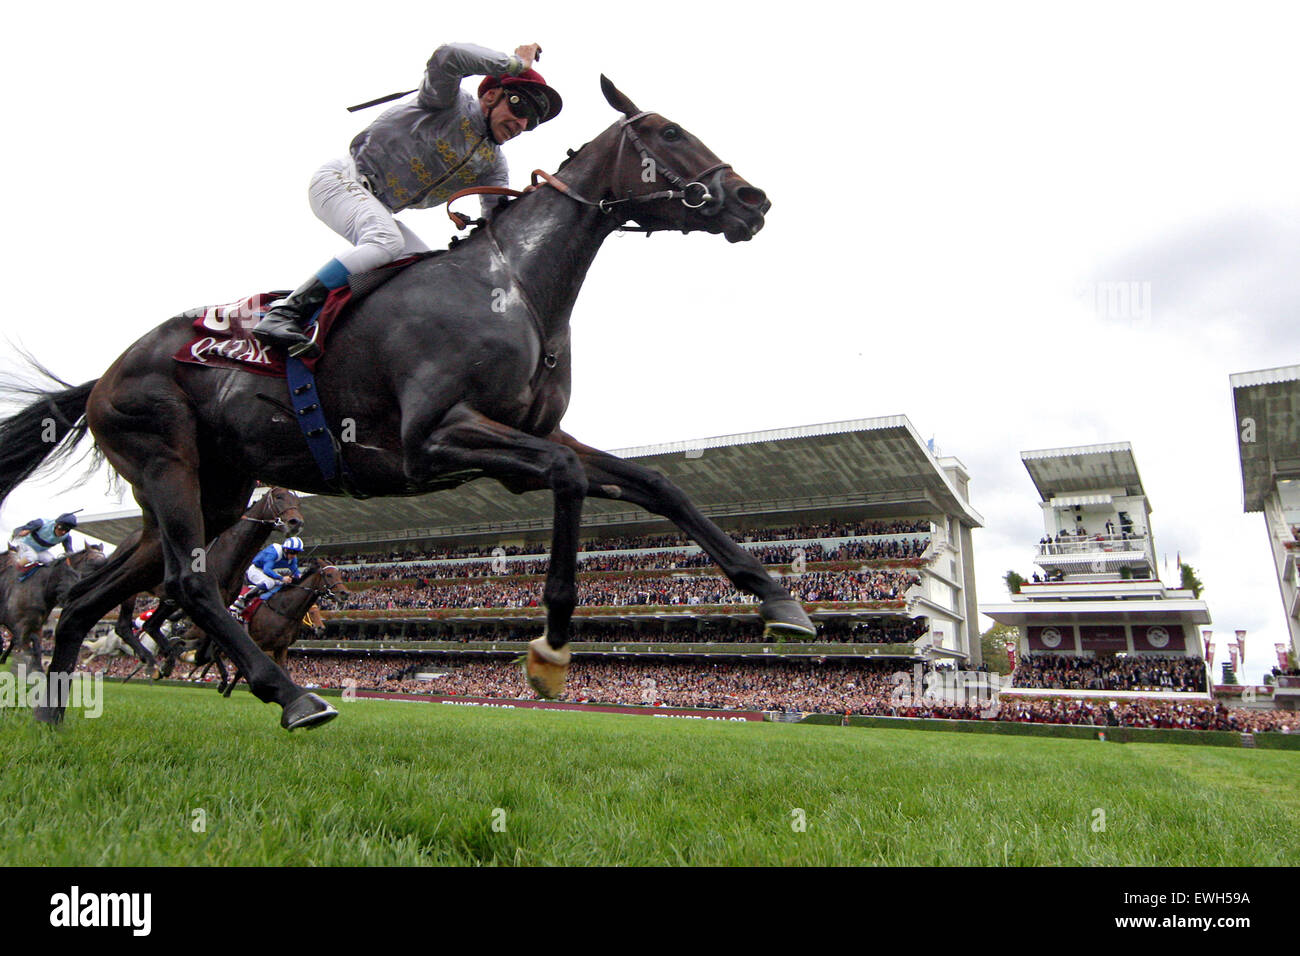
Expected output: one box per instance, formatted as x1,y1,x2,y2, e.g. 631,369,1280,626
252,277,331,359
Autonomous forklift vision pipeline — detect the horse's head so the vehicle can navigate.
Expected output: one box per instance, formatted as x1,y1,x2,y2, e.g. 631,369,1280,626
303,563,348,603
320,564,349,599
68,543,106,573
247,486,304,536
56,544,107,603
586,76,770,243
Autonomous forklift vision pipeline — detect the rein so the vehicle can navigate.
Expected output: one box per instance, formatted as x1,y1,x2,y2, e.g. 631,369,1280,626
264,566,342,619
445,111,731,231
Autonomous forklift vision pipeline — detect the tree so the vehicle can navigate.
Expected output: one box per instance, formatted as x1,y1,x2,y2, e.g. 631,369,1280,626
1179,563,1205,598
980,622,1017,674
1004,570,1026,595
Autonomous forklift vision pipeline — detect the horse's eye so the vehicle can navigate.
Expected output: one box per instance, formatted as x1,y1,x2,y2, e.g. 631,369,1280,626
662,126,681,142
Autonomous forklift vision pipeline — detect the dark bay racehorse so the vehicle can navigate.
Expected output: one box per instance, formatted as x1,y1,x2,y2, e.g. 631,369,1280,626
0,546,107,670
111,486,304,674
0,77,813,731
184,562,347,693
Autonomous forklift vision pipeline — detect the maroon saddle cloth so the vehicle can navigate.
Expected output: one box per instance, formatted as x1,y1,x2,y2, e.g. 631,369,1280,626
172,254,429,377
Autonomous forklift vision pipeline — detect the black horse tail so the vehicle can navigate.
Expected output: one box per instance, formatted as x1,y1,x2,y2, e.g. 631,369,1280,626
0,359,100,505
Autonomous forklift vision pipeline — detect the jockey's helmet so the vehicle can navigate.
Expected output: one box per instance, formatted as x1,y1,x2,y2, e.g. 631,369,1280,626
283,536,304,553
55,513,78,530
478,68,563,130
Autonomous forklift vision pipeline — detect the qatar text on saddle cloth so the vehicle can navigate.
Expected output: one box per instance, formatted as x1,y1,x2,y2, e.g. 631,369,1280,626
172,254,425,376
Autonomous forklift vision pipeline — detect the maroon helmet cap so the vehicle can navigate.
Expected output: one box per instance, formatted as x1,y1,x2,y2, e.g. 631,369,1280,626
478,67,563,126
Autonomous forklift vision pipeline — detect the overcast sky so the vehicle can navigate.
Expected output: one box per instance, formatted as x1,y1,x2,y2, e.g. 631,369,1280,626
1,1,1297,681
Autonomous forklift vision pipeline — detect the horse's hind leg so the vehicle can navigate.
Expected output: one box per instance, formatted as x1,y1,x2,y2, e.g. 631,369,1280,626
138,463,333,729
38,537,166,721
550,430,816,637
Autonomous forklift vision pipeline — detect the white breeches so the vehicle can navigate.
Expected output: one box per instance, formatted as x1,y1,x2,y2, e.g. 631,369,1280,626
309,157,430,275
10,539,56,565
246,565,281,591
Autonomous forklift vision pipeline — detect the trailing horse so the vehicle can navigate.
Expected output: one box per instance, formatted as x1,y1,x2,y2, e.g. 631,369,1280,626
110,486,304,675
184,562,347,694
0,546,107,670
0,76,813,731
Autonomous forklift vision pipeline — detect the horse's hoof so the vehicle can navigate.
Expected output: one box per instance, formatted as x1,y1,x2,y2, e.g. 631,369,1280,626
282,692,338,731
524,636,570,699
33,705,64,726
759,598,816,639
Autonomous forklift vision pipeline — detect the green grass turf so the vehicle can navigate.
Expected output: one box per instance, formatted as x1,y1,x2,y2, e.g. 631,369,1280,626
1,681,1296,866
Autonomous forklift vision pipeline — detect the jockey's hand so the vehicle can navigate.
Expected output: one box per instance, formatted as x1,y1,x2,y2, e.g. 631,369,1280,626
515,43,542,69
281,574,293,583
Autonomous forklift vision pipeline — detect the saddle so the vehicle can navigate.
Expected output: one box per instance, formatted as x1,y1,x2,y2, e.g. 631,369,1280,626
172,252,437,377
240,597,264,624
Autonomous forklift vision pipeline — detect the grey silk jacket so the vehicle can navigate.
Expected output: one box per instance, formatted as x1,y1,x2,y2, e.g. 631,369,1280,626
349,43,524,214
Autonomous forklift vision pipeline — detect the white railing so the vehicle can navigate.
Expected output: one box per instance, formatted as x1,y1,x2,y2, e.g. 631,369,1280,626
1035,533,1147,558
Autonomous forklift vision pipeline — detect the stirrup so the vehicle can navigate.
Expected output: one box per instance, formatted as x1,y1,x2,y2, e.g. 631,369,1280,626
253,314,321,359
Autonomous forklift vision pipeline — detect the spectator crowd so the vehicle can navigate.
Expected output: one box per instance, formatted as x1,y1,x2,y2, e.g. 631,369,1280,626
323,518,933,571
337,567,921,612
79,651,1297,733
340,536,930,583
1011,654,1208,693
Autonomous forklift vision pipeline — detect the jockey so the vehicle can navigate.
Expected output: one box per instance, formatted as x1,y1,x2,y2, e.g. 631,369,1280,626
233,536,305,611
9,512,77,569
253,41,563,359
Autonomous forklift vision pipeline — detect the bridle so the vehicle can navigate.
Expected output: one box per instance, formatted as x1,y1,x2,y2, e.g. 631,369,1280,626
266,564,345,617
240,489,299,531
595,110,733,214
446,110,733,229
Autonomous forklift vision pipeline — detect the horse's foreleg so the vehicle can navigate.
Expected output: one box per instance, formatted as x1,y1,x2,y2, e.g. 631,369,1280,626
404,407,586,698
113,596,137,643
18,618,45,674
549,430,816,638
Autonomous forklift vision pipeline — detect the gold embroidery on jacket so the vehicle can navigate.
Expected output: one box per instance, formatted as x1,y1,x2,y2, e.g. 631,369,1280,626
409,156,435,186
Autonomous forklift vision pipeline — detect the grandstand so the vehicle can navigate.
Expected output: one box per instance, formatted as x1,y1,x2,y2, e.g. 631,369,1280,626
79,416,986,689
983,442,1214,701
1231,364,1300,710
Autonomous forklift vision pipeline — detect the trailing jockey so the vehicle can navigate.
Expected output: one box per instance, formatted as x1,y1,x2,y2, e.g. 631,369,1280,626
9,512,79,571
232,536,305,613
252,40,563,359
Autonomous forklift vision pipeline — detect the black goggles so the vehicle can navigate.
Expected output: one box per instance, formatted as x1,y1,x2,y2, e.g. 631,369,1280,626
501,89,544,130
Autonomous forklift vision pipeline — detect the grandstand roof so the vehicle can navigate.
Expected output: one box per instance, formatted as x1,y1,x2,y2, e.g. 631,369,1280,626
1021,442,1147,502
1230,364,1300,513
77,415,983,548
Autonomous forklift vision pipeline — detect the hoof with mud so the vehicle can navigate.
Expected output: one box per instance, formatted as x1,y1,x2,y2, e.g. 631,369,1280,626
281,692,338,731
524,636,571,699
759,598,816,639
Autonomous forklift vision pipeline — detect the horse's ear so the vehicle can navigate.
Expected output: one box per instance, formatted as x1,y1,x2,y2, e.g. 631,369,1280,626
600,75,640,117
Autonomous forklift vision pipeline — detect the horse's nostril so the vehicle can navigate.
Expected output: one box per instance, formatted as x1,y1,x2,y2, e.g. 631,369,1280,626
737,186,767,209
